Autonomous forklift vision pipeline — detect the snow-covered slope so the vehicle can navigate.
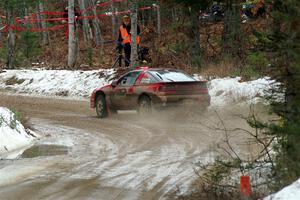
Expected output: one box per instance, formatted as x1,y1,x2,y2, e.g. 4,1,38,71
0,69,277,106
208,77,277,107
264,178,300,200
0,69,115,97
0,107,37,159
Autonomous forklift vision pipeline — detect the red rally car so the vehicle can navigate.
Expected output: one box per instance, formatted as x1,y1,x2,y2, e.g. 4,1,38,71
90,67,211,118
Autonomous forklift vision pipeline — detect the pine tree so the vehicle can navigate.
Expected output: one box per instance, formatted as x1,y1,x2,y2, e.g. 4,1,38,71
222,0,244,60
172,0,210,68
258,0,300,189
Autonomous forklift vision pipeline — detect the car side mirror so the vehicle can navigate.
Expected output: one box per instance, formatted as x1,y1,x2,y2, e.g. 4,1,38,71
111,80,118,87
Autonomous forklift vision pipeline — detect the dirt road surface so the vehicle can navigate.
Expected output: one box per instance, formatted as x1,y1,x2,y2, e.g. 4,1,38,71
0,93,267,200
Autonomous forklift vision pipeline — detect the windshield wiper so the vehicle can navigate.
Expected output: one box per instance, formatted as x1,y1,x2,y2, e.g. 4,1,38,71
166,78,174,82
155,73,163,80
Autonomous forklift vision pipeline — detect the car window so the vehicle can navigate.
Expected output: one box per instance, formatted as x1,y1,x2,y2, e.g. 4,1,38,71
149,69,195,82
140,72,157,84
118,71,141,87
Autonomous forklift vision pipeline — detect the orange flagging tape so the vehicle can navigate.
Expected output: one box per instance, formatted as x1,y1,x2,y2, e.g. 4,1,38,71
28,0,124,18
15,6,153,23
3,3,154,32
9,24,67,31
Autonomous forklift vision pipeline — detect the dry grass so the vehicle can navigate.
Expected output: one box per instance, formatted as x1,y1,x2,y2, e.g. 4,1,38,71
200,60,237,78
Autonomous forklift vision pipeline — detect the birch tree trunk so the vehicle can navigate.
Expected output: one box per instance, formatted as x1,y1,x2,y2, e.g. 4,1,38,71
130,1,138,69
78,0,92,43
7,7,15,69
38,2,49,45
68,0,78,68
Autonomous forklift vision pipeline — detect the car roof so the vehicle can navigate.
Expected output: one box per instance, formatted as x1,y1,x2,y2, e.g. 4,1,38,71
134,67,182,72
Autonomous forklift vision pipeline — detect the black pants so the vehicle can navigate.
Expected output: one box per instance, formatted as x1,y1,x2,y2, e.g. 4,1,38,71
124,43,131,67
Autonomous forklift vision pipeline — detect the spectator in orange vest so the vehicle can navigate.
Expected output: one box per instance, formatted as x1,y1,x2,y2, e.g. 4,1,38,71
117,15,141,67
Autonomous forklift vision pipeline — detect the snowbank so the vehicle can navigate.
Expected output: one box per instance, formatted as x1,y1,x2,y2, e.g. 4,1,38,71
0,107,37,159
208,77,277,107
264,178,300,200
0,69,115,97
0,69,277,106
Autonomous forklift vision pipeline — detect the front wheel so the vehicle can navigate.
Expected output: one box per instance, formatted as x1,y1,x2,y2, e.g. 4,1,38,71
138,95,152,115
95,94,108,118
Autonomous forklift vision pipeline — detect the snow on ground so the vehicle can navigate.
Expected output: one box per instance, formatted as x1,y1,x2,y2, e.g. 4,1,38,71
0,107,37,159
0,69,277,106
0,69,115,98
208,77,277,107
264,178,300,200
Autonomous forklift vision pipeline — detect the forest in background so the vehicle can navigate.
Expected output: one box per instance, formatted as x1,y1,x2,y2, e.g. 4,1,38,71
0,0,271,78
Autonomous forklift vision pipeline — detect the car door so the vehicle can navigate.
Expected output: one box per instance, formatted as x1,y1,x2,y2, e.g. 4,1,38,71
111,71,141,109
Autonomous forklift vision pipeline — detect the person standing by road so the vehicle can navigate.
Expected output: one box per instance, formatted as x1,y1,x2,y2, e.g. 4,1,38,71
117,15,141,67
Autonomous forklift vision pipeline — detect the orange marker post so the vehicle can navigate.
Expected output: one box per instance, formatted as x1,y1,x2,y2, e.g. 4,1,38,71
240,175,251,198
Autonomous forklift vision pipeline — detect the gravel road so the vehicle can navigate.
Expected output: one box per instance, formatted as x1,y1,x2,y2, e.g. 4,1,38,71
0,93,267,200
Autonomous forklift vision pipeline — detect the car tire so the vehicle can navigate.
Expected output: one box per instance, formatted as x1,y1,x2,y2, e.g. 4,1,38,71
95,94,108,118
138,95,152,115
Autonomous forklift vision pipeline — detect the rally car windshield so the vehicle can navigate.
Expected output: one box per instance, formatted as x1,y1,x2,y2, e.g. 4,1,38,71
149,70,196,82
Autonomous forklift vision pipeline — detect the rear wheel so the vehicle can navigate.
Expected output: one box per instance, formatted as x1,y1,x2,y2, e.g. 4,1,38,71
138,95,152,115
95,94,108,118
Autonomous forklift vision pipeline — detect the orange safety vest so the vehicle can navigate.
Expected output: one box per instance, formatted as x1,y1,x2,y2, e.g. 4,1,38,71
120,26,141,45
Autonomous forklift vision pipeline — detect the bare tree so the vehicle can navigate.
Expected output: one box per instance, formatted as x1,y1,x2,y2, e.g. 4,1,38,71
110,1,117,38
78,0,92,43
130,0,138,69
7,7,15,69
38,1,49,45
68,0,78,68
155,4,161,36
88,0,103,46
